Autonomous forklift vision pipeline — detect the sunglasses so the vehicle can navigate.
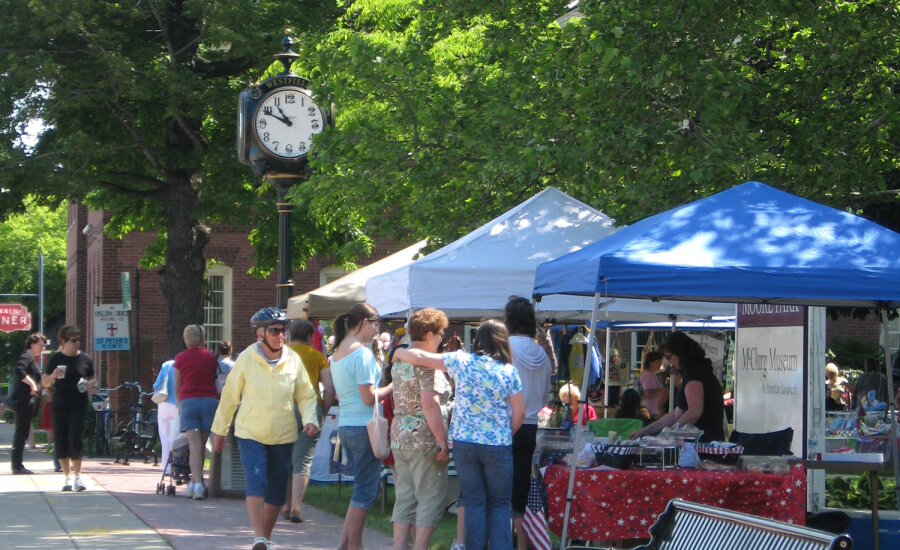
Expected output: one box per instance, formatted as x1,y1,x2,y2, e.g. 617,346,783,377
266,326,286,335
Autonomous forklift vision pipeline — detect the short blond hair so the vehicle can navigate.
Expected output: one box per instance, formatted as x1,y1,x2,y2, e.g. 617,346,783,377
183,324,205,348
559,382,581,405
825,362,839,378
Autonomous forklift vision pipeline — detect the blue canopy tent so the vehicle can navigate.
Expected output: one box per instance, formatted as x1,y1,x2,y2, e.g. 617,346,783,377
532,181,900,544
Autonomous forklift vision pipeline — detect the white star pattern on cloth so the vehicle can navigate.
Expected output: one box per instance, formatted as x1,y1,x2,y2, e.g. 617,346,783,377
651,483,657,489
644,496,650,502
609,474,616,480
601,501,608,507
570,516,577,524
559,512,565,519
629,515,636,521
682,478,689,484
666,478,673,484
739,480,746,486
617,519,625,526
641,519,648,526
786,488,792,493
581,513,587,519
591,474,598,481
718,498,725,504
627,498,633,504
766,489,774,496
606,531,611,537
755,481,761,486
695,486,703,493
592,527,599,534
555,496,561,502
781,500,787,506
576,481,582,487
795,480,803,487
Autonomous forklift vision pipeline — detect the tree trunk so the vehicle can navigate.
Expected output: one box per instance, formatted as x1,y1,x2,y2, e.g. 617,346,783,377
159,177,209,359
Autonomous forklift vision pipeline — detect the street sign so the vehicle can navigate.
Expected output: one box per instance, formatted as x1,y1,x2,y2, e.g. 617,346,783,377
0,303,32,333
121,272,131,311
93,304,130,350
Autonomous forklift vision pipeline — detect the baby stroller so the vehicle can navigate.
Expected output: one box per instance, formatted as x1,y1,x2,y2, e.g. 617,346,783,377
157,428,191,496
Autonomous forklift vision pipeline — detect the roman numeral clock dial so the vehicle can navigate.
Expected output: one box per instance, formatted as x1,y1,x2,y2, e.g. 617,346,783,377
252,86,325,160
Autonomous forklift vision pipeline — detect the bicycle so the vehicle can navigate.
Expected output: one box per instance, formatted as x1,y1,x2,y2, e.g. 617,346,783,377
96,381,159,465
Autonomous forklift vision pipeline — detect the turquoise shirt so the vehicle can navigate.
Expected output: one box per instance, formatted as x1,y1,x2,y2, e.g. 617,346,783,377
331,347,380,427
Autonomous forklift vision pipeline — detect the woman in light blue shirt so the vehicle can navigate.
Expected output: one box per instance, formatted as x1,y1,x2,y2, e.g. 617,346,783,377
153,360,177,471
330,303,392,550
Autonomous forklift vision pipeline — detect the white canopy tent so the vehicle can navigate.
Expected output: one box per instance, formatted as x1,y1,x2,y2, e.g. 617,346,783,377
286,240,428,320
366,187,735,322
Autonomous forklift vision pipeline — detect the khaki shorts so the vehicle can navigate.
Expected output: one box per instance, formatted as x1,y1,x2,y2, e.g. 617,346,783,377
391,445,449,527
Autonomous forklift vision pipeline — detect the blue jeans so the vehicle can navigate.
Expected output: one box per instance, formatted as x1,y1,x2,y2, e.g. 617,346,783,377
338,425,382,510
236,437,293,507
453,440,514,550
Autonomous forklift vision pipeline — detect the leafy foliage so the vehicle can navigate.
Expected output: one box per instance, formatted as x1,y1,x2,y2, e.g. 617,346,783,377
0,1,363,354
0,199,66,383
826,474,897,510
305,0,898,247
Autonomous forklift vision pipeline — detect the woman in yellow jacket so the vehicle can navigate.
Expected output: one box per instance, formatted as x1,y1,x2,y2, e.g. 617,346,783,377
212,307,320,550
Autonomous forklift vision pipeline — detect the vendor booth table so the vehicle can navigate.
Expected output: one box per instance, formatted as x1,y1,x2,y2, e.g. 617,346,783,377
543,463,807,541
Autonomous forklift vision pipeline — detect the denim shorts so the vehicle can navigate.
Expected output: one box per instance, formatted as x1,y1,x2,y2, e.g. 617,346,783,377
236,437,293,506
179,397,218,432
339,425,382,510
291,404,324,476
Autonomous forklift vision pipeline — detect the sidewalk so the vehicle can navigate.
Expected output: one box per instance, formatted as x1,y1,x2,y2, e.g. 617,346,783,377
0,420,393,549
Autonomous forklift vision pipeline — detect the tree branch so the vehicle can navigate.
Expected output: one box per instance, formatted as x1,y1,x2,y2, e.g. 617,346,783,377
103,98,169,182
95,177,164,199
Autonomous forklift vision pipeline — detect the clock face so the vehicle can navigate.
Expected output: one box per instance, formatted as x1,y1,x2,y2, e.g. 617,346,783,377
252,86,325,159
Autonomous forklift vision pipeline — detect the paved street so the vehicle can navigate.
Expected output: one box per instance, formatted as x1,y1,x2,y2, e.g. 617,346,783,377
0,420,392,549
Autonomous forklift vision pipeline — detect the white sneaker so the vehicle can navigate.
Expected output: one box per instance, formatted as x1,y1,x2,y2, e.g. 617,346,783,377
73,476,86,492
251,537,268,550
192,482,205,500
62,477,73,492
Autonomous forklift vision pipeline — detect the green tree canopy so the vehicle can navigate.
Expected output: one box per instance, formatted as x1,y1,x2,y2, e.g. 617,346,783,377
0,198,66,382
306,0,898,244
0,1,363,355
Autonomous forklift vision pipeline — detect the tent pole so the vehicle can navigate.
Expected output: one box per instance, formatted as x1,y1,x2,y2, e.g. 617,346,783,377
669,316,677,413
604,327,611,418
560,291,603,548
880,308,900,512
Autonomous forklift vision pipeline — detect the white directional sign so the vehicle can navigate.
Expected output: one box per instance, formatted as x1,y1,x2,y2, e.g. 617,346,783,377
93,304,130,351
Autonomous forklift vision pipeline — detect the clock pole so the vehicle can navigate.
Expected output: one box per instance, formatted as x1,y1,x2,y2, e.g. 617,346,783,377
237,29,331,310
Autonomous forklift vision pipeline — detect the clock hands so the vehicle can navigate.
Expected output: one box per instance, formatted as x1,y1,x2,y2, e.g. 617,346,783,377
264,105,293,126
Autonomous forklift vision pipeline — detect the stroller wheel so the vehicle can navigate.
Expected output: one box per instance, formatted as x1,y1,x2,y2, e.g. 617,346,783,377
156,482,163,495
167,484,176,496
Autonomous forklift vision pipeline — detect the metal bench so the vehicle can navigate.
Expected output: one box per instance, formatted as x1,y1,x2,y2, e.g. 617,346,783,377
570,498,852,550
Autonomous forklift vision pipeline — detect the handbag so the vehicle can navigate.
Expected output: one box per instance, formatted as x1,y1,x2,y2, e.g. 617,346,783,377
366,401,390,460
151,369,169,404
215,360,229,395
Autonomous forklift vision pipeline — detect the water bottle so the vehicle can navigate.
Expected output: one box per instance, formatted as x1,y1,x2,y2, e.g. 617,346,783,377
807,437,820,461
77,377,87,393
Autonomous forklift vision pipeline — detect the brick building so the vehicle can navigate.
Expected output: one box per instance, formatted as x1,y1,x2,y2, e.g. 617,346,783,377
66,203,402,409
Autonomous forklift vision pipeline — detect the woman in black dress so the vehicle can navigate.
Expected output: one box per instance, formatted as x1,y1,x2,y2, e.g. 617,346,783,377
11,332,47,474
41,325,96,491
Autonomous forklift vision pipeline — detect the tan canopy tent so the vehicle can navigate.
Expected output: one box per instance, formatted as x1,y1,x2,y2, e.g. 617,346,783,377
286,240,428,320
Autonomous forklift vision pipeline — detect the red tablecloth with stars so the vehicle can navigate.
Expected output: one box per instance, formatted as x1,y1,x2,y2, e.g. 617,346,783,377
544,463,806,541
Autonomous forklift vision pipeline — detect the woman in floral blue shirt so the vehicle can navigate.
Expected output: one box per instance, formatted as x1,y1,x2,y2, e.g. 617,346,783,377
394,319,524,550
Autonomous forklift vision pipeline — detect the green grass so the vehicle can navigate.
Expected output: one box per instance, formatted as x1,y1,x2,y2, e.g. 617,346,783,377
304,481,460,550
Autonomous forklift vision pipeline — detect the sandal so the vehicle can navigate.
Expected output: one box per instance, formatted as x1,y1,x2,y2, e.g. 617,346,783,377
280,510,291,521
290,512,303,523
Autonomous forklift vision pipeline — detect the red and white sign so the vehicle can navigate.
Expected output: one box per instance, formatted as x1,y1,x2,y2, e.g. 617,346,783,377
0,303,32,333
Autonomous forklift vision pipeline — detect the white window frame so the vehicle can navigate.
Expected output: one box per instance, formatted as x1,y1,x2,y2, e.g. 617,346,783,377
204,264,233,353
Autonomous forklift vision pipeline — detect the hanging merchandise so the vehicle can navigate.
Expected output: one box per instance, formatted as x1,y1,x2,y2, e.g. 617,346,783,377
537,325,559,377
568,329,587,386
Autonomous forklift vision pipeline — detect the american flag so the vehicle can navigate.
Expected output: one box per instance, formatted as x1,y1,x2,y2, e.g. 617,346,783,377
522,469,552,550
